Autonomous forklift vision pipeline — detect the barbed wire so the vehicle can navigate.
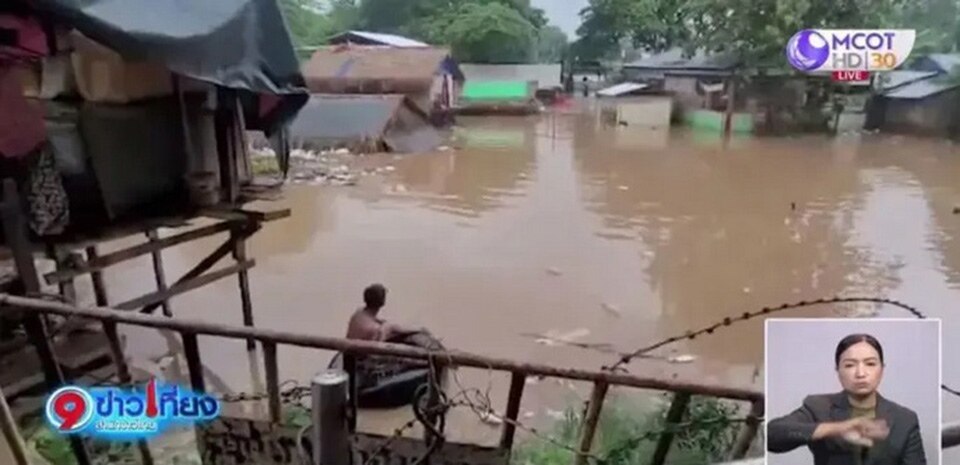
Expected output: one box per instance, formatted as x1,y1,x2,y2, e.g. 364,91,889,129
601,296,960,399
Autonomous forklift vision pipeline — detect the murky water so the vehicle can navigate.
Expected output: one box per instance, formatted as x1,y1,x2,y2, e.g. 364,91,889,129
87,109,960,451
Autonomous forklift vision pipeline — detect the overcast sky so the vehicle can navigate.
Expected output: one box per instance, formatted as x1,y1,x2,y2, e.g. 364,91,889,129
532,0,587,38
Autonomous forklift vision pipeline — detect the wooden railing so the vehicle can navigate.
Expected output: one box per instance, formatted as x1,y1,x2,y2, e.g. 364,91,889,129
0,293,765,465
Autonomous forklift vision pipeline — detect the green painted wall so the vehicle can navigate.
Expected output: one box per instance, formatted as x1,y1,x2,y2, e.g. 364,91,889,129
684,110,755,133
461,81,530,101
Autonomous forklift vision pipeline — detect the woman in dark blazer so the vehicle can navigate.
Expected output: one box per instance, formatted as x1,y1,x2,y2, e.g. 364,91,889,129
767,333,926,465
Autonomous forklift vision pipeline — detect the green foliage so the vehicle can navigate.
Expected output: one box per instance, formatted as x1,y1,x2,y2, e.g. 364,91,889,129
419,2,539,63
536,25,569,63
280,0,334,49
513,395,742,465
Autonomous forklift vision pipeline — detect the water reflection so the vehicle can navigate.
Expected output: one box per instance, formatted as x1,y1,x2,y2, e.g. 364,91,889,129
101,113,960,435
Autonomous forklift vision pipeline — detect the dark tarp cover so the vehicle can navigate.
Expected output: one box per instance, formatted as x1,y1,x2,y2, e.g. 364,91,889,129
23,0,308,134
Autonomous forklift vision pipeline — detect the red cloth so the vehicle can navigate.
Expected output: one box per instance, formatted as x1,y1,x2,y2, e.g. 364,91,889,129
0,65,46,158
0,14,49,62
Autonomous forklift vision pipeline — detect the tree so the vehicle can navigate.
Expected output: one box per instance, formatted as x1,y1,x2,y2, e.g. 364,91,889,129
422,2,539,63
536,25,569,63
280,0,334,50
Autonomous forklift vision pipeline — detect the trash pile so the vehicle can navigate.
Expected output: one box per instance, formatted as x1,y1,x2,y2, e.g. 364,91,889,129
250,146,399,187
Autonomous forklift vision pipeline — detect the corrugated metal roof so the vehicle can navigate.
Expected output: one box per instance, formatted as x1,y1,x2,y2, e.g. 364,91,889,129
624,48,740,71
330,31,429,48
876,70,939,90
883,77,960,99
597,82,649,97
926,53,960,73
303,46,453,87
288,94,403,142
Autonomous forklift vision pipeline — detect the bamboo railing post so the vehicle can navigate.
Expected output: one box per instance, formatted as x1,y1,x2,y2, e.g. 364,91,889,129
181,332,205,393
146,230,172,317
262,342,281,423
103,321,154,465
650,392,692,465
0,387,29,465
230,227,256,351
574,381,609,465
343,354,359,433
499,372,527,450
85,246,109,306
728,399,764,460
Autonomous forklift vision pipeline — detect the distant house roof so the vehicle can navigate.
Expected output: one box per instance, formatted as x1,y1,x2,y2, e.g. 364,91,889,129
302,46,464,94
327,30,429,48
597,82,649,97
287,94,441,153
882,77,960,99
877,70,940,90
623,48,740,74
910,53,960,74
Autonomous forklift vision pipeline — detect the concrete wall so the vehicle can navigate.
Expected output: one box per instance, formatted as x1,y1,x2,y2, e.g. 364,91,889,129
460,64,562,89
615,97,673,128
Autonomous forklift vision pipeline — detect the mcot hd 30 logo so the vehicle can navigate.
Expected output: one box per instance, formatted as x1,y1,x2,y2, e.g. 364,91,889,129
786,29,916,81
45,379,220,438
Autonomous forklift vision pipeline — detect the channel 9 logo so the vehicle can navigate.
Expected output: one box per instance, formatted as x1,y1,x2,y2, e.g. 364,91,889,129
45,379,220,438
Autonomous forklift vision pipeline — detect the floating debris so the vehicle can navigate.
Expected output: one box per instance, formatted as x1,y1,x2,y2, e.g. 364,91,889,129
479,410,503,426
668,354,697,364
742,287,752,294
601,302,622,317
523,411,536,419
617,185,630,191
545,409,565,421
395,184,408,193
438,145,452,152
546,267,563,276
384,165,396,172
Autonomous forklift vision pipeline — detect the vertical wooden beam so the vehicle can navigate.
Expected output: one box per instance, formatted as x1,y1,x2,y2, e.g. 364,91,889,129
85,246,109,306
262,342,281,423
0,179,92,465
231,228,255,350
343,354,358,433
103,322,154,465
650,392,692,465
0,387,29,465
146,230,172,317
499,372,527,450
574,381,609,465
181,332,205,393
728,399,764,460
51,247,76,304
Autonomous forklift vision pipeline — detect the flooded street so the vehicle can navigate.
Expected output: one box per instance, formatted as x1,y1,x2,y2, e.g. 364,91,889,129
89,109,960,449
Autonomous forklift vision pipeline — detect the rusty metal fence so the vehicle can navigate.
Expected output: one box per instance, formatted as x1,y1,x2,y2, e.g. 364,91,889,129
0,293,765,465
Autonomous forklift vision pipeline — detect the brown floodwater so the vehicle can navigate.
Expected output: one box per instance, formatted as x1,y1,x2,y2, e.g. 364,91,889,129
82,109,960,451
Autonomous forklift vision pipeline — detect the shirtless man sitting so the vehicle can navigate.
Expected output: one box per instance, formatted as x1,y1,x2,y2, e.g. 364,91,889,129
347,284,423,342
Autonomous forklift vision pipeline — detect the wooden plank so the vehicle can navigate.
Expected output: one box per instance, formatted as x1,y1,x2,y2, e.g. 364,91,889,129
498,372,526,449
0,295,766,402
44,221,236,285
262,342,281,424
200,208,291,223
650,392,692,465
574,381,608,465
138,232,254,315
0,387,29,465
232,231,255,350
113,261,254,311
146,230,173,317
182,332,205,393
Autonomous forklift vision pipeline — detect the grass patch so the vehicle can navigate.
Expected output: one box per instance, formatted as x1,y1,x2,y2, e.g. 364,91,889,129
251,156,280,175
513,394,740,465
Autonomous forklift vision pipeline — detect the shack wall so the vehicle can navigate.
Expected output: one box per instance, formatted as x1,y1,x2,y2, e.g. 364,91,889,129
882,89,960,135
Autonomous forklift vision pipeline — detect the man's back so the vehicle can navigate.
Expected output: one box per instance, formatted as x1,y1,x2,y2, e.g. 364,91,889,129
347,308,383,341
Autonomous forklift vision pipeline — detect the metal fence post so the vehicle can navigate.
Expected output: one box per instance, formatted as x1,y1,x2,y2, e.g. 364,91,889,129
312,370,351,465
